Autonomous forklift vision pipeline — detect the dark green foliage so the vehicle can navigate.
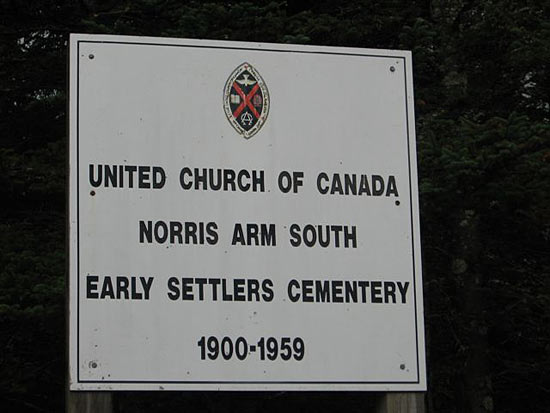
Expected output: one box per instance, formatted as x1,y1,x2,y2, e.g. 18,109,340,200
1,0,549,411
419,112,550,411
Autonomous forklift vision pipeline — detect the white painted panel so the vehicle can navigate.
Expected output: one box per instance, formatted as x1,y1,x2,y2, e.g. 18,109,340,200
69,34,425,391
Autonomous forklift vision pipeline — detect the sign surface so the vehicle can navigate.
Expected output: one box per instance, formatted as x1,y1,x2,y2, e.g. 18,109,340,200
69,34,426,391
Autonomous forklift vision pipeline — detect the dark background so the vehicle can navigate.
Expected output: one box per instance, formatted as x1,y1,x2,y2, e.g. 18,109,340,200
1,1,549,412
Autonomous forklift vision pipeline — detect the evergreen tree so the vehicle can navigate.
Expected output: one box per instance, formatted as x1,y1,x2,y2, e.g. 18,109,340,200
1,1,548,411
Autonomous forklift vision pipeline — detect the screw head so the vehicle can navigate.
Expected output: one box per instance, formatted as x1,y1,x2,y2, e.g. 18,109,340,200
390,66,396,72
88,54,95,60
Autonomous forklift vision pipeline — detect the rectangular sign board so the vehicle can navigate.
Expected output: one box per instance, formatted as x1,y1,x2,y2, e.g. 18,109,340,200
69,34,426,391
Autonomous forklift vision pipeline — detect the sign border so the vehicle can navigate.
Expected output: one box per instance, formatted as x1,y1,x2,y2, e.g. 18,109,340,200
69,34,425,391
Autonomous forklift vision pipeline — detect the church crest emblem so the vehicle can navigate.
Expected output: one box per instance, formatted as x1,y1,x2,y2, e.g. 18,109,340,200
223,63,270,139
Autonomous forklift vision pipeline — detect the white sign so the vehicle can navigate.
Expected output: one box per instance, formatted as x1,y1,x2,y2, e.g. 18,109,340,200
69,34,426,391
